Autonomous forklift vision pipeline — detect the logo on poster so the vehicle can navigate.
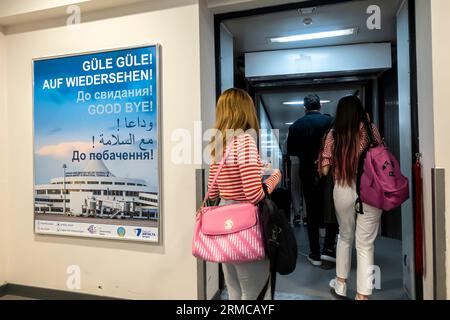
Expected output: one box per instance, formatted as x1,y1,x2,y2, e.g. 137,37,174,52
142,230,156,239
117,227,126,237
134,228,142,237
87,225,97,234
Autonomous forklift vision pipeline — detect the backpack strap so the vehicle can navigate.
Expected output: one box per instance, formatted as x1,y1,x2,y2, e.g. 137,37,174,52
362,115,378,147
355,146,370,215
355,116,377,215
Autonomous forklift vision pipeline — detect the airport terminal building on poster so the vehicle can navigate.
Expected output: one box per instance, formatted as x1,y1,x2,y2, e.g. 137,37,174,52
34,159,158,218
34,159,159,242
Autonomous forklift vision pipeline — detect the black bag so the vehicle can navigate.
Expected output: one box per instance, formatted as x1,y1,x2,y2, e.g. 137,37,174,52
260,187,298,276
270,188,291,222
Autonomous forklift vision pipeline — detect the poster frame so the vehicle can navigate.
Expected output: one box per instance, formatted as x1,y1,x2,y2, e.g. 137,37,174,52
31,43,163,244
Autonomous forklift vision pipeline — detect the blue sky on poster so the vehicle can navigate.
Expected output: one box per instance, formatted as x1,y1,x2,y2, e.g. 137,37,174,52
33,46,158,191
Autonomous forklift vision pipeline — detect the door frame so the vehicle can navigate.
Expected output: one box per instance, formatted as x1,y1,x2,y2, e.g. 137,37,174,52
212,0,422,299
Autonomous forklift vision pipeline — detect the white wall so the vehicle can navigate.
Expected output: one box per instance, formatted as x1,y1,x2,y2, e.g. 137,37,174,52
2,0,204,299
0,30,7,285
429,0,450,298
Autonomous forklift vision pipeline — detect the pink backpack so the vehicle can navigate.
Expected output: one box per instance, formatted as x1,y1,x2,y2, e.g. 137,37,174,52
356,124,409,213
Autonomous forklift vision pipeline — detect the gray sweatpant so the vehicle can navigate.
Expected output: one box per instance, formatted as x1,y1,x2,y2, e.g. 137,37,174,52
223,259,271,300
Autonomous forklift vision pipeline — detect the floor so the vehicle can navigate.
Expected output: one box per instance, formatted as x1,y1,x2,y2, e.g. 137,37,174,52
0,295,34,300
221,224,407,301
276,225,407,300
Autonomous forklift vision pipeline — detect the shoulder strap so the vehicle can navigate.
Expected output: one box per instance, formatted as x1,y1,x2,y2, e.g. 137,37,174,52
201,140,234,208
356,117,377,215
257,275,271,300
355,145,370,215
363,117,377,147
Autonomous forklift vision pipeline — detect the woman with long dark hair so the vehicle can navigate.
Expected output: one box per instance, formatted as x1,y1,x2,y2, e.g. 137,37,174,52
320,95,383,300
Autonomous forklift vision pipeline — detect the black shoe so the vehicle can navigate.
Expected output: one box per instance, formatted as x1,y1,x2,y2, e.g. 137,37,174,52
307,253,322,267
321,260,335,270
321,248,336,263
293,215,302,226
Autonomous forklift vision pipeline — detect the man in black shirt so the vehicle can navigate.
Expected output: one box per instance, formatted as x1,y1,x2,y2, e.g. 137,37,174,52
287,94,338,267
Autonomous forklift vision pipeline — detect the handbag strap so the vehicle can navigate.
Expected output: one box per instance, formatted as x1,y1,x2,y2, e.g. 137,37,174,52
257,275,272,300
200,139,235,209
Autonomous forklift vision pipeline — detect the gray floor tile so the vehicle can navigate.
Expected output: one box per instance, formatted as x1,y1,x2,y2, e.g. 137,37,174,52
276,225,407,300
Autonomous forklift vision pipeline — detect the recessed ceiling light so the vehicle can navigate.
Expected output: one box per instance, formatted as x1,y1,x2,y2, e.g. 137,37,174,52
270,28,357,43
303,17,313,26
283,100,331,105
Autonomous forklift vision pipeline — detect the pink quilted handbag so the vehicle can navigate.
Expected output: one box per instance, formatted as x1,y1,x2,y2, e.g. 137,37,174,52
192,141,266,264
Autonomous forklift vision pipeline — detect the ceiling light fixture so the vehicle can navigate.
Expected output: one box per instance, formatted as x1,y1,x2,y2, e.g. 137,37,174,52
270,28,357,43
283,100,331,105
303,17,313,26
299,8,316,16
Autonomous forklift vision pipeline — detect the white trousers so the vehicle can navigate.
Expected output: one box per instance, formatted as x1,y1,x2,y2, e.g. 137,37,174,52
222,259,271,300
333,184,382,296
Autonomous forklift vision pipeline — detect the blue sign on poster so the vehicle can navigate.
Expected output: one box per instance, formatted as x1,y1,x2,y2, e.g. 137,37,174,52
33,45,160,243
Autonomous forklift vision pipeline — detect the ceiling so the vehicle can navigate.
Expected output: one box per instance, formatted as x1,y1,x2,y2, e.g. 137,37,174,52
0,0,305,29
223,0,403,54
208,0,308,14
0,0,150,27
261,86,362,143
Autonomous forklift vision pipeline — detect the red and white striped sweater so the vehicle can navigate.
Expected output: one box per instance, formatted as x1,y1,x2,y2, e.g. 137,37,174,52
208,134,281,204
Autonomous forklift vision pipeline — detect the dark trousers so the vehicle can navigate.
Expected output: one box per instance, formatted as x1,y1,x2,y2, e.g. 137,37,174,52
300,167,339,256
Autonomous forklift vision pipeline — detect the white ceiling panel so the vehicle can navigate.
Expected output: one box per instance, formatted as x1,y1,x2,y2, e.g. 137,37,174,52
224,0,403,54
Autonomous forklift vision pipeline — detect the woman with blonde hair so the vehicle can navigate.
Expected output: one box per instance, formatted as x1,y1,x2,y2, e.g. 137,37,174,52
207,88,281,300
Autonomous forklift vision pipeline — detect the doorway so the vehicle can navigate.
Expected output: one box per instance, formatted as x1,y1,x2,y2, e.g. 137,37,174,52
214,0,421,300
